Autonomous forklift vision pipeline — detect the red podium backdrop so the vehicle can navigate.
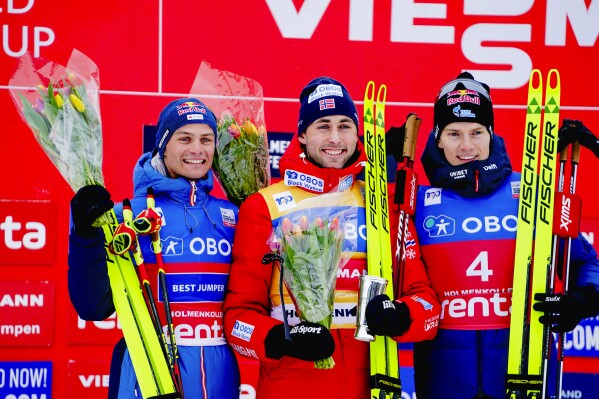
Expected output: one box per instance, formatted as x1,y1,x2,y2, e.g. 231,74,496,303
1,1,599,398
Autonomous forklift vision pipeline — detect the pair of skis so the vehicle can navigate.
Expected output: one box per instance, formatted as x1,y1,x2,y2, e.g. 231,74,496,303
102,188,182,399
507,69,572,399
363,81,402,399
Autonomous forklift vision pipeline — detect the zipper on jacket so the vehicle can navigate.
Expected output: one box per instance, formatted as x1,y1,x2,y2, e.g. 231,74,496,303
189,179,197,206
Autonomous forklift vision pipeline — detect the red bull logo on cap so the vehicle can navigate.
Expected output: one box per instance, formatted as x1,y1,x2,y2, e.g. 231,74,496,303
177,101,207,116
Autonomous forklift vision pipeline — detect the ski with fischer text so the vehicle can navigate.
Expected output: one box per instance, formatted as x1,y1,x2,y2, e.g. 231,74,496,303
363,81,402,399
506,68,560,399
103,208,181,399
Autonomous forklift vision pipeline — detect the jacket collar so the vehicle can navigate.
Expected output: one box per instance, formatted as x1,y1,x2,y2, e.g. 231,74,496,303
278,136,366,194
420,131,512,198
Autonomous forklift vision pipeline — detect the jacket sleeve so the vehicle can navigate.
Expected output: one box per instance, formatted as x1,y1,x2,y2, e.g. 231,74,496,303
568,233,599,317
223,192,282,363
67,227,115,320
389,199,440,343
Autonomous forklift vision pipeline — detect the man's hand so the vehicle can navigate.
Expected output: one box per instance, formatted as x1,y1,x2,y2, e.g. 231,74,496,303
264,321,335,361
558,119,599,157
533,286,599,333
70,185,114,237
365,294,411,337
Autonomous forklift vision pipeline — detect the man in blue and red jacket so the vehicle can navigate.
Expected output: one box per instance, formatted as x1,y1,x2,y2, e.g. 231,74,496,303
412,72,599,399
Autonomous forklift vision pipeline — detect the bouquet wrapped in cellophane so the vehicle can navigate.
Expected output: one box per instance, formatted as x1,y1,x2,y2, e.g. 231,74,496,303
268,201,357,369
190,61,270,206
9,49,104,194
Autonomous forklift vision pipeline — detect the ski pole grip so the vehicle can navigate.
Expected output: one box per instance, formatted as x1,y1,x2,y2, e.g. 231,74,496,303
403,113,417,159
411,117,422,161
572,140,581,163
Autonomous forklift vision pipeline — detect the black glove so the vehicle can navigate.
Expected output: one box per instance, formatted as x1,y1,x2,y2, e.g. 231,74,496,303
385,125,405,162
70,185,114,238
558,119,599,157
365,294,411,337
533,286,599,333
264,321,335,361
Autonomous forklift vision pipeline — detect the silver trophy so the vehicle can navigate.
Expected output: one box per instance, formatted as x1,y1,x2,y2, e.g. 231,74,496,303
354,274,388,342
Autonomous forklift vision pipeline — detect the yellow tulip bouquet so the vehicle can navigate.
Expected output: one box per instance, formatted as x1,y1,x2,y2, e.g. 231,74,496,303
9,50,104,193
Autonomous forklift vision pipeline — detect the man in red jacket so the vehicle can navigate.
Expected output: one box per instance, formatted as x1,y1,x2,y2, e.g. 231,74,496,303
223,76,440,399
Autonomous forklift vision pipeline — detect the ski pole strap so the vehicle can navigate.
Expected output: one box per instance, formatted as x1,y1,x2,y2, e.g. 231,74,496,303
394,169,416,214
110,220,136,255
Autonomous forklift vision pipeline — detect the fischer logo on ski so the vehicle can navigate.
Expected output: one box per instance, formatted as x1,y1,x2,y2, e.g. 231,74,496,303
362,81,402,399
506,68,561,399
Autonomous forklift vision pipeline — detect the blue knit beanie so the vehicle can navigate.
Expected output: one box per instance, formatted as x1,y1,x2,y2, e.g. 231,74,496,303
297,76,359,135
154,98,218,159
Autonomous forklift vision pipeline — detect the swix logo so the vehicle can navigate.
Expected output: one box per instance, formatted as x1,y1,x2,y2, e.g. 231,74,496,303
423,214,455,237
560,195,572,231
0,215,46,250
544,296,561,302
408,173,417,209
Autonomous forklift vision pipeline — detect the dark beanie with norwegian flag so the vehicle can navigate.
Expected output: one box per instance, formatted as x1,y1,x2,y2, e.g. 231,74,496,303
297,76,359,135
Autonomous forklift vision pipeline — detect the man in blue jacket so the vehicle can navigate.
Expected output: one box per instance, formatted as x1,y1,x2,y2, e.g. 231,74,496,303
68,98,240,399
409,72,599,398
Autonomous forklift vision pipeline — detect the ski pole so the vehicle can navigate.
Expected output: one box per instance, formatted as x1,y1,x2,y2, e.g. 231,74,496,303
393,113,421,297
553,141,581,398
146,187,185,397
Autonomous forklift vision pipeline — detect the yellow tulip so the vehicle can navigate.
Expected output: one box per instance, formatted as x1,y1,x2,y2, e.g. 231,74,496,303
242,119,258,135
54,94,63,108
70,94,86,113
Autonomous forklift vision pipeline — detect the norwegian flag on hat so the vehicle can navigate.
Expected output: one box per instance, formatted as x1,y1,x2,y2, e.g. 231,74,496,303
319,98,335,110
